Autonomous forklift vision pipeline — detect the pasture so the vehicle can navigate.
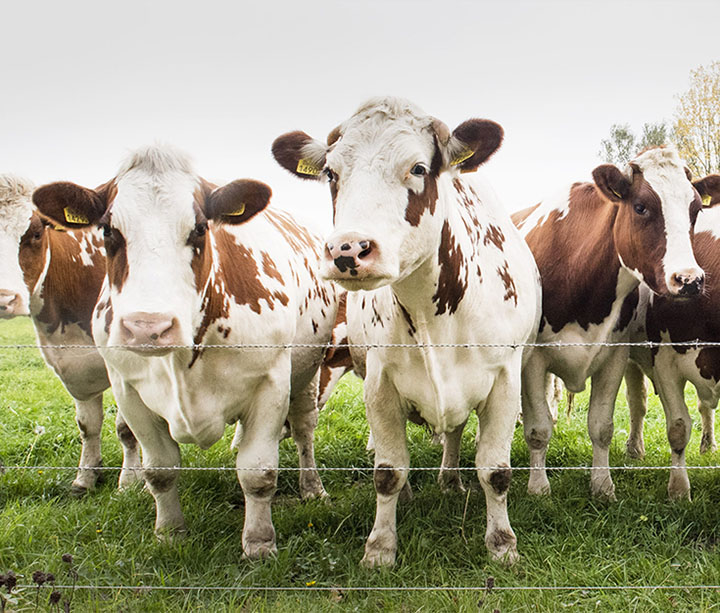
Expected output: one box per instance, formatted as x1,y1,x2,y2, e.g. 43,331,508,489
0,316,719,612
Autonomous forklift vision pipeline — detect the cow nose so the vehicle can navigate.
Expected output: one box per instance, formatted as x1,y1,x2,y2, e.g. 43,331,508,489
326,239,374,276
671,270,705,297
120,312,180,348
0,290,24,317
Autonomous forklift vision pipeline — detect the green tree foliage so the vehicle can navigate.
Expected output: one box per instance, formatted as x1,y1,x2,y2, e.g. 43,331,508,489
674,61,720,177
599,122,669,165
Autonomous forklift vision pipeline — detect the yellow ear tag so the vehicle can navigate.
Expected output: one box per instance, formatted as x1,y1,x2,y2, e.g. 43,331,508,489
610,188,623,200
702,194,712,206
227,203,246,216
63,207,89,224
296,158,322,176
451,149,474,166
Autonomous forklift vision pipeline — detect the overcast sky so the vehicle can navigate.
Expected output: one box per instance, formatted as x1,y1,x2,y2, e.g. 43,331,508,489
2,0,718,233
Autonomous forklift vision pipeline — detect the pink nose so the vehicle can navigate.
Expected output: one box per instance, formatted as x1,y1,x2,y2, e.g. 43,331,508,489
120,312,180,349
325,235,376,277
0,290,26,317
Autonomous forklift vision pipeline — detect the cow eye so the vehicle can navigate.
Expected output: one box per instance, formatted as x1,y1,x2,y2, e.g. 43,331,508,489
633,203,647,216
100,223,112,238
195,222,207,237
324,168,336,182
410,164,427,177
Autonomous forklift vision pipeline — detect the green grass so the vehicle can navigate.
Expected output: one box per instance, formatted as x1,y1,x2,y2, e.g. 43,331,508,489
1,316,719,611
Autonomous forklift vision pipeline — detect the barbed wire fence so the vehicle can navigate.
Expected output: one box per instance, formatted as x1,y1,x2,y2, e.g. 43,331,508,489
1,338,719,599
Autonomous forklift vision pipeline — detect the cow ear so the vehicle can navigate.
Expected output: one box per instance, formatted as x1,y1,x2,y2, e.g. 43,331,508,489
446,119,504,173
272,131,328,180
32,181,111,228
205,179,271,224
693,174,720,207
592,164,632,203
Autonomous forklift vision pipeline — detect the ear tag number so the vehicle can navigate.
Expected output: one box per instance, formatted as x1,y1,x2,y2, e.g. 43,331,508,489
227,203,246,216
296,158,322,176
451,149,474,166
63,207,89,224
702,194,712,206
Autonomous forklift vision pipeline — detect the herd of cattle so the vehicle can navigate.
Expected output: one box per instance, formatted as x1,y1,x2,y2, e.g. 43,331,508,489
2,96,720,567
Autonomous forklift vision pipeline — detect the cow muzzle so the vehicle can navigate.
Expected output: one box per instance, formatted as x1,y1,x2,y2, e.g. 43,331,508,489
119,312,182,354
668,267,705,298
0,290,28,318
322,232,392,289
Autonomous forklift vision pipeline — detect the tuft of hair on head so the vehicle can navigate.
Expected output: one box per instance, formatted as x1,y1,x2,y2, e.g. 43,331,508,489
0,174,35,204
352,96,428,122
116,143,195,178
631,144,684,171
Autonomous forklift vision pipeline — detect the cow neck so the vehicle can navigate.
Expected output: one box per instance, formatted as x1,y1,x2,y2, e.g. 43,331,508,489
34,229,105,337
528,185,631,334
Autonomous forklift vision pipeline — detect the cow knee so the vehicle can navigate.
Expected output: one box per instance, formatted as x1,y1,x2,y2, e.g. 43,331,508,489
668,418,690,454
485,466,512,495
145,469,177,494
116,422,138,451
241,468,278,499
374,463,405,496
525,426,551,450
589,421,614,448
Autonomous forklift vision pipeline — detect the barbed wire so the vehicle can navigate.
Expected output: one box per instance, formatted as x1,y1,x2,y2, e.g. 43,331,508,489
0,339,718,350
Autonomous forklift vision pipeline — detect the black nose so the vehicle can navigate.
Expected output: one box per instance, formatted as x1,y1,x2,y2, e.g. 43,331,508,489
678,277,703,297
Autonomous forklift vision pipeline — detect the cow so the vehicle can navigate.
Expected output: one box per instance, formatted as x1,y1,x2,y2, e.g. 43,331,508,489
622,173,720,500
512,146,705,500
32,145,339,559
272,97,541,566
0,173,140,494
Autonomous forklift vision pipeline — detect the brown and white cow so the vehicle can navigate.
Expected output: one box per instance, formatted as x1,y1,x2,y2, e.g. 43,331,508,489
0,173,140,494
273,97,541,566
513,146,704,500
33,146,339,559
623,174,720,500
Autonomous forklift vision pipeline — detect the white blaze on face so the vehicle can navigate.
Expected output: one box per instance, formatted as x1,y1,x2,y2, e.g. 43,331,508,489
633,147,701,291
0,175,35,315
324,98,441,284
106,149,202,346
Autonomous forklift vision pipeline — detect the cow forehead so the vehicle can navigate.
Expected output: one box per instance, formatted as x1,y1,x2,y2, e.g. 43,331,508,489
633,148,693,205
0,193,33,238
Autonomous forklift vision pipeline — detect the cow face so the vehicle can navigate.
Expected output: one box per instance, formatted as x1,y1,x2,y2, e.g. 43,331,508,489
272,97,502,290
33,146,271,354
593,146,704,298
0,175,35,317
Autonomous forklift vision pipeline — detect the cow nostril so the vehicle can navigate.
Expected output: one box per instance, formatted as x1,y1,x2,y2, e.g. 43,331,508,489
340,243,351,251
358,241,372,259
150,333,159,340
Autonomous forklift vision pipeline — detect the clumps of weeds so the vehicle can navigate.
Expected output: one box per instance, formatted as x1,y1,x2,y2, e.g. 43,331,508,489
0,571,18,612
0,553,79,612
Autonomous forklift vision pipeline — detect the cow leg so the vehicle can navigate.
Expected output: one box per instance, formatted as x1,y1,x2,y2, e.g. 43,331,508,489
587,347,627,500
521,353,553,495
71,394,104,496
476,362,520,565
624,360,647,459
697,391,717,454
287,372,327,500
361,369,408,568
438,421,466,492
116,411,142,489
654,372,692,500
235,374,288,560
546,373,560,423
112,378,185,537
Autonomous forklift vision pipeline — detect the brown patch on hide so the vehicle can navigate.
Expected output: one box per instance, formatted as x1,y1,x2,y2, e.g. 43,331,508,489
614,286,639,332
497,261,518,306
116,421,138,451
405,162,440,227
374,463,401,495
484,224,505,250
489,466,512,494
433,220,468,316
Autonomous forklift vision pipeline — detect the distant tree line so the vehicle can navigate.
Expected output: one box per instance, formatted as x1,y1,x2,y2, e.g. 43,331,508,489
599,61,720,176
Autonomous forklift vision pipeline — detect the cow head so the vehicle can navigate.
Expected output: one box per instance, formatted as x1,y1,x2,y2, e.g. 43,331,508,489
592,146,704,298
272,97,502,290
0,174,35,317
33,145,271,354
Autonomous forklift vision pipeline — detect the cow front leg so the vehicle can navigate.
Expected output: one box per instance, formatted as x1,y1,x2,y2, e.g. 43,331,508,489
71,394,104,496
361,370,407,568
476,361,521,565
521,353,553,495
235,375,289,560
287,372,326,500
587,347,628,500
697,393,717,454
438,421,466,492
654,371,692,500
111,377,185,537
116,411,142,489
624,361,647,459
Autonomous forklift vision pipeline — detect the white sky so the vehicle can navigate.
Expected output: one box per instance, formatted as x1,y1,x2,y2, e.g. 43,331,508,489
2,0,718,234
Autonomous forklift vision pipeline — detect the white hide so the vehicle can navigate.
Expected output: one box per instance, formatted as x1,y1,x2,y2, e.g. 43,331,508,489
0,174,34,314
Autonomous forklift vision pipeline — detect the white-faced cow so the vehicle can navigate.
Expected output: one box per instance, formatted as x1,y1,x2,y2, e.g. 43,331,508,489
513,146,704,500
0,173,140,494
33,146,338,559
623,174,720,500
273,97,541,566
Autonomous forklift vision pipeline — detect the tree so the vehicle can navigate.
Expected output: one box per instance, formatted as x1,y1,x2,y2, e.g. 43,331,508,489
674,61,720,177
638,122,669,152
599,124,636,166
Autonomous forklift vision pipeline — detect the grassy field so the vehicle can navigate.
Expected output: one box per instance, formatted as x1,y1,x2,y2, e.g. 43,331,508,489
0,317,719,612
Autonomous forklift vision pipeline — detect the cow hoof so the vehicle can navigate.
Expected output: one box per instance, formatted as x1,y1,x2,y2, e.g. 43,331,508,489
625,439,645,459
243,541,277,560
699,434,717,455
590,481,616,501
527,477,551,496
70,483,90,498
438,471,465,493
118,470,143,491
360,547,396,568
486,531,518,566
299,476,328,501
398,481,413,503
